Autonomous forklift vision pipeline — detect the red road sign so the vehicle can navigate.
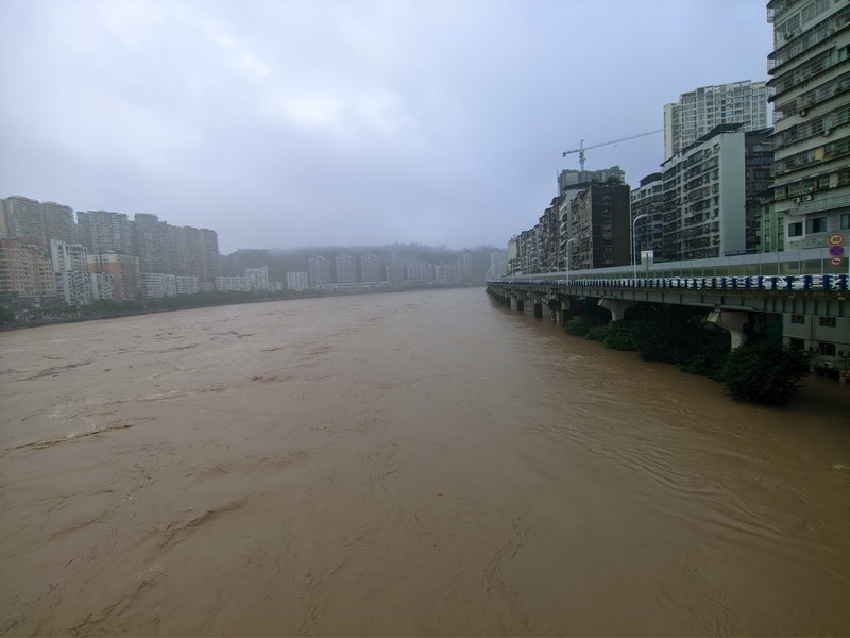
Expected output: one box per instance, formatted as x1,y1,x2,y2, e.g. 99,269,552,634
830,256,844,266
828,233,845,246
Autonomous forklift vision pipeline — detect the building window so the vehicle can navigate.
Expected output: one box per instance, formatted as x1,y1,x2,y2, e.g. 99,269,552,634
841,214,850,231
788,338,805,351
805,217,827,234
791,314,806,324
818,342,836,357
818,317,836,327
788,222,803,237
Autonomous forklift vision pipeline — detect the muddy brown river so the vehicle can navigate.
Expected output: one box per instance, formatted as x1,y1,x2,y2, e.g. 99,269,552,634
1,288,849,636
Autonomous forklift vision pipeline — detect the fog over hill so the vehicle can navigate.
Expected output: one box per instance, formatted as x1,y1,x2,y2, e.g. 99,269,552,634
220,243,501,283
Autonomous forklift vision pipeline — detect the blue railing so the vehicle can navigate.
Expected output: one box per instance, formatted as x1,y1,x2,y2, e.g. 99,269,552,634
492,273,849,291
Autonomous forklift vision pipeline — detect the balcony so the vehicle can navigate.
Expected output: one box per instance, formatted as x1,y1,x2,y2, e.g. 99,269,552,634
783,191,850,215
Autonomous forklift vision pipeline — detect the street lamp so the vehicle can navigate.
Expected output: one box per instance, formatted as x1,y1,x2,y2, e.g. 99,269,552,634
631,214,649,279
565,237,578,284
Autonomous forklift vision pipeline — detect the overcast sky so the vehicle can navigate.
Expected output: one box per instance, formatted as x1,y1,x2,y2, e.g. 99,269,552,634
0,0,772,254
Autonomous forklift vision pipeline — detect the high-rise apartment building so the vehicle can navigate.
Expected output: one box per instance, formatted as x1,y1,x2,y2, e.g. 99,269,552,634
456,251,475,282
77,211,136,255
406,263,434,281
663,81,769,159
359,253,381,282
568,184,631,269
660,124,763,261
558,166,626,192
245,265,270,290
766,0,850,249
335,254,356,283
630,173,664,265
51,240,92,305
1,196,45,243
134,213,170,273
489,250,508,279
744,129,775,252
0,239,56,301
308,256,331,287
42,202,76,246
165,224,220,285
286,271,309,290
86,253,141,300
141,272,177,299
385,264,405,282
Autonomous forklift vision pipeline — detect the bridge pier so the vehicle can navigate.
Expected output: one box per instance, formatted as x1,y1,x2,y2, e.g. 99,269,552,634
512,297,525,313
598,299,636,322
558,295,577,322
708,310,748,349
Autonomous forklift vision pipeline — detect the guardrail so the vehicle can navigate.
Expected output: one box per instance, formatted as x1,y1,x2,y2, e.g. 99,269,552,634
492,273,849,291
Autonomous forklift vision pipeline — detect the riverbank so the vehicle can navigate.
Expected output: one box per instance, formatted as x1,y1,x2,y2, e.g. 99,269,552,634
0,282,479,331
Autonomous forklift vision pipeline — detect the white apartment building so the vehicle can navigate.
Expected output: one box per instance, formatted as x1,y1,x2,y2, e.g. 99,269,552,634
335,254,356,283
664,81,769,159
661,124,747,261
90,272,114,301
385,264,405,282
216,265,269,292
245,266,270,290
215,276,253,292
51,240,92,305
308,256,331,287
286,271,309,290
141,273,177,299
175,275,199,295
406,263,434,281
360,253,381,283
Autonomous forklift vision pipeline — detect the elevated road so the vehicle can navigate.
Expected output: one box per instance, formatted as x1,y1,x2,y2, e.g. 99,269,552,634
489,274,849,318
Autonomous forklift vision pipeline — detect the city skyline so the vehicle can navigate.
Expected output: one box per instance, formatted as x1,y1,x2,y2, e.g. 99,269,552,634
0,1,772,254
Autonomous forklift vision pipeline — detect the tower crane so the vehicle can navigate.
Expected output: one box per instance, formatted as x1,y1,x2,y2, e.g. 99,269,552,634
562,129,663,171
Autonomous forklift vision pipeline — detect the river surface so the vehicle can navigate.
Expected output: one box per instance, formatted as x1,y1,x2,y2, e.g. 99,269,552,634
1,288,849,636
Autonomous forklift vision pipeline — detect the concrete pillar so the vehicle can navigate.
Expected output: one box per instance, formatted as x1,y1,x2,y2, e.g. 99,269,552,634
559,295,574,320
598,299,636,322
554,309,566,326
708,310,748,349
532,302,543,319
513,297,524,313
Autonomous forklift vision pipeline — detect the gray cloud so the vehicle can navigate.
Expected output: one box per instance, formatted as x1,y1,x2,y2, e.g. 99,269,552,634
0,0,772,253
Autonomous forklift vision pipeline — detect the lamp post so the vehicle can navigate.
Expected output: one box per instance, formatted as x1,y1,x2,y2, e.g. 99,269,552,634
565,237,578,284
631,214,649,279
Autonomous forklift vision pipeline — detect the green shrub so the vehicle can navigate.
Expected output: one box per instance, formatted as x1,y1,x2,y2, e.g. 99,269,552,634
603,320,636,351
717,343,811,405
585,325,610,341
564,318,592,337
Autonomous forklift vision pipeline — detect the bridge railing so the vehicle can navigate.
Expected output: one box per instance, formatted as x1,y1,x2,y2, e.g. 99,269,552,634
490,273,849,292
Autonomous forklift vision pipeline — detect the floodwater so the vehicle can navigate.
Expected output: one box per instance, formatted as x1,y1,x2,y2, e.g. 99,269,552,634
1,287,849,636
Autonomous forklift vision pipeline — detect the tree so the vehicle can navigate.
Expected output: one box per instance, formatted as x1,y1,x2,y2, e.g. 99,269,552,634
0,306,17,326
717,343,811,405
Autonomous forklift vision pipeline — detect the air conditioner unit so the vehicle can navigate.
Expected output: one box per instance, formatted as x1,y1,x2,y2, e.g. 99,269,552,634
793,197,802,203
822,128,832,136
802,194,813,201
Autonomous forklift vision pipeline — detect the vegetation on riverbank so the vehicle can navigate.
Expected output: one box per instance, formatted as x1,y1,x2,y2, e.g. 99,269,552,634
565,299,811,405
0,283,472,330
